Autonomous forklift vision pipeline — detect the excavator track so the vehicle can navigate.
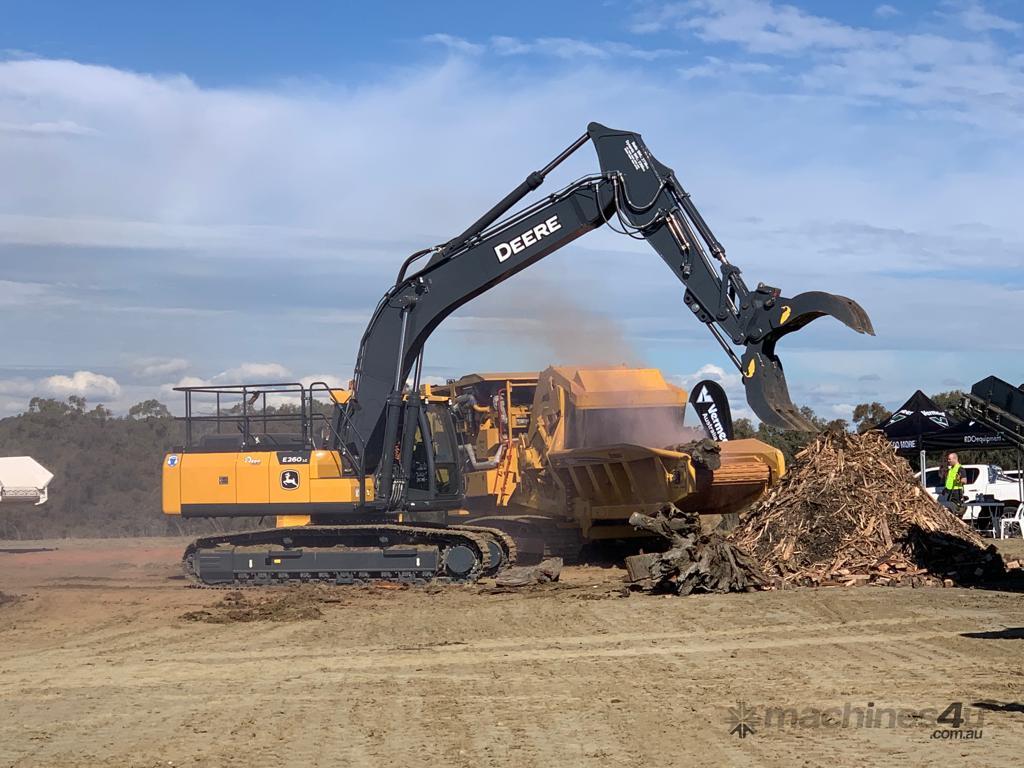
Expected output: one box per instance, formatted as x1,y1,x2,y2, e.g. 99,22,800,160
182,523,516,588
461,514,587,563
450,523,518,569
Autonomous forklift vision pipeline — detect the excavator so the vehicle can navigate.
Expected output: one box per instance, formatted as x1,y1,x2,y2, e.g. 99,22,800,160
162,122,874,585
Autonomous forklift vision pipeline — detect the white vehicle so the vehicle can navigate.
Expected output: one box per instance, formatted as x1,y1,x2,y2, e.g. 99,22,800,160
917,464,1022,514
0,457,53,506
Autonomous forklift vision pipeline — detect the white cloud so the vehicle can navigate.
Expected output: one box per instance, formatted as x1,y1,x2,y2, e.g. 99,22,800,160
1,51,1019,267
1,49,37,60
0,370,131,414
0,57,630,253
155,363,296,403
422,34,484,55
653,0,1024,127
430,34,686,61
0,377,37,398
171,375,209,389
0,212,334,252
676,363,743,392
298,373,346,389
680,55,774,79
156,367,341,411
132,357,190,379
874,4,901,19
955,1,1020,33
680,0,874,54
162,364,292,392
826,402,855,420
629,4,695,34
0,399,25,415
0,119,96,137
522,37,613,58
0,279,71,307
43,370,121,399
213,362,292,383
1,41,1022,425
491,36,533,56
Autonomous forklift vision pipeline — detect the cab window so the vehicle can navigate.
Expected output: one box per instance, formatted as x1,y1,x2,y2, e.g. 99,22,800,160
408,422,430,491
427,408,458,496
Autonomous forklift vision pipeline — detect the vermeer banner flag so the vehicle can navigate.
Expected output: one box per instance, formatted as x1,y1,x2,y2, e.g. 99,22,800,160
691,380,733,441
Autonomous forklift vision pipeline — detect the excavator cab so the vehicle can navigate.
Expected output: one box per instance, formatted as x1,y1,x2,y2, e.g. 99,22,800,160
402,401,465,513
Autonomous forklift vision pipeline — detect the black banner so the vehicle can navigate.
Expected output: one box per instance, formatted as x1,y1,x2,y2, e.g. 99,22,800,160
691,380,733,441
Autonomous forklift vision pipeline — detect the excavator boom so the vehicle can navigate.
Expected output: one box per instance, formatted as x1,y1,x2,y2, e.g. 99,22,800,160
341,122,873,483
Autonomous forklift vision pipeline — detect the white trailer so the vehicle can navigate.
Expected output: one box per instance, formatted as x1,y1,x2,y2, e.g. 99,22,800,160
0,457,53,506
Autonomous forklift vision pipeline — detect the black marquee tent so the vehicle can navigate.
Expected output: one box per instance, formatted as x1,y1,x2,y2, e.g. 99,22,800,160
873,390,1014,457
874,390,953,454
921,419,1015,452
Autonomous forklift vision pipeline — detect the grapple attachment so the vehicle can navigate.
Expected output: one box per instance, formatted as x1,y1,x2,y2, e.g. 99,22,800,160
741,291,875,431
581,121,876,433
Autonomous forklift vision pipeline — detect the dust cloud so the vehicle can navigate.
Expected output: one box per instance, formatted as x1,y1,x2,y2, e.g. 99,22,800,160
474,278,642,367
568,405,703,450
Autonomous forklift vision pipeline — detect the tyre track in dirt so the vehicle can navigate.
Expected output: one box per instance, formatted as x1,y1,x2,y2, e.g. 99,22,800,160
0,613,1000,691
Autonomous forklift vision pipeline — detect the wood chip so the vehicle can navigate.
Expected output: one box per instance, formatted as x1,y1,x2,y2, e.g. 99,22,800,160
730,431,1006,588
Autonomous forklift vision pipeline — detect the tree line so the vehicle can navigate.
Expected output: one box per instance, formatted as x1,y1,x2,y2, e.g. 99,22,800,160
0,390,1017,540
0,397,247,540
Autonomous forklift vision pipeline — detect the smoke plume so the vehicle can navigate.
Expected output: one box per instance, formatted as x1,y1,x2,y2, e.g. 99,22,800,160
472,278,642,366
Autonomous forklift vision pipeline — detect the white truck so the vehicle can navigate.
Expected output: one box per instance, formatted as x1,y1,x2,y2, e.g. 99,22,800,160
918,464,1022,514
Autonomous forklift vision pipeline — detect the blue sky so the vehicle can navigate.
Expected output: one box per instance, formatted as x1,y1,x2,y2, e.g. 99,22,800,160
1,0,1022,421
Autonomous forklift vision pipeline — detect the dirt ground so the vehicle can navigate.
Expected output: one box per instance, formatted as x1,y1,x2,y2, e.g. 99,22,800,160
1,537,1023,767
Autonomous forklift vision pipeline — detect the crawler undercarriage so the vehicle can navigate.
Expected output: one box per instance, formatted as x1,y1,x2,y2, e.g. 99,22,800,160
183,524,517,586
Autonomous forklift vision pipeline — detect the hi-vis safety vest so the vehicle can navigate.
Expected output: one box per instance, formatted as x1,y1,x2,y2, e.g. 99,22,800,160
945,463,964,491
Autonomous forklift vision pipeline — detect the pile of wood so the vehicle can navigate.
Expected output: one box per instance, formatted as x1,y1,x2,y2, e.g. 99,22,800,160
624,505,767,595
732,430,1005,587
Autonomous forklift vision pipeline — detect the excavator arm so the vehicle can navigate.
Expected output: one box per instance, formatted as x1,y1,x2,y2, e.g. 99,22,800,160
340,122,874,483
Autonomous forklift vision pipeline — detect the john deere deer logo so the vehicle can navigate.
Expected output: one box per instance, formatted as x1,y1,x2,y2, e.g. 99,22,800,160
280,470,300,490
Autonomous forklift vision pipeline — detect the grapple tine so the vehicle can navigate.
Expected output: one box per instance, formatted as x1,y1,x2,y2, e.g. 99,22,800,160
770,291,875,339
741,344,818,431
740,291,873,432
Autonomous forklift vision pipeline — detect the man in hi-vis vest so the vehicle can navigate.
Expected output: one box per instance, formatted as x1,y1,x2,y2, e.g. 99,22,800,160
941,452,967,509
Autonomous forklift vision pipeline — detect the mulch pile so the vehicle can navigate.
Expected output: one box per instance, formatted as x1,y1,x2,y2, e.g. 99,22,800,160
732,430,1005,587
624,505,767,595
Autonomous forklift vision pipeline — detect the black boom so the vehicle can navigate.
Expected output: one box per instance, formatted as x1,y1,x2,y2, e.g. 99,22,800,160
337,123,874,491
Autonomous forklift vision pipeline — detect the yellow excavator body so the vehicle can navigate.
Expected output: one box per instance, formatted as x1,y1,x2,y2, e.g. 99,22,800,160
162,386,369,530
